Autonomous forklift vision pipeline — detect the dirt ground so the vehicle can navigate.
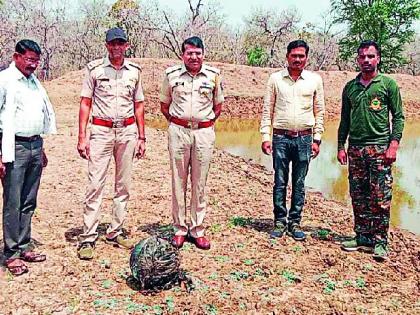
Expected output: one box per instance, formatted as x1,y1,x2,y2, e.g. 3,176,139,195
0,59,419,314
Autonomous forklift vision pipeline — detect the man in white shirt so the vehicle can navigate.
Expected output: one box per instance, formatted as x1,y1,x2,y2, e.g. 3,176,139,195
0,39,56,276
260,40,325,241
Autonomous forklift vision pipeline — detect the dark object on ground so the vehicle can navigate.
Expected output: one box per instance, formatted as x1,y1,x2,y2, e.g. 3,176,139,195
130,236,182,292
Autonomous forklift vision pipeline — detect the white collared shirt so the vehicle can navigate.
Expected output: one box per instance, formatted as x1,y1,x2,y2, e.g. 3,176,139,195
260,69,325,142
0,65,46,137
0,62,56,162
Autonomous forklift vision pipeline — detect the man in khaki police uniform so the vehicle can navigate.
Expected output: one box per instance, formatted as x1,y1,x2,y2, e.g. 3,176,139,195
160,36,224,250
77,27,146,260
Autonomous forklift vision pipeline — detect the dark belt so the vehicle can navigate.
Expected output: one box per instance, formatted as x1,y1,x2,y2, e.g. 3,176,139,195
170,117,214,129
92,116,135,128
0,133,41,142
273,128,312,137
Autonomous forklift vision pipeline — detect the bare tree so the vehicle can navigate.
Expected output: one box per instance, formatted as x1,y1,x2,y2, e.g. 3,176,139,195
244,7,299,66
300,10,343,71
146,0,226,59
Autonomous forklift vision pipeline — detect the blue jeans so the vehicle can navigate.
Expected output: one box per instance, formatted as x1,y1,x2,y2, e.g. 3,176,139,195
272,134,312,226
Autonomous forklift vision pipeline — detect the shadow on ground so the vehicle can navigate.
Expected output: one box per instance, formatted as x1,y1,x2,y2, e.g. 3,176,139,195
228,216,353,243
136,223,174,240
64,223,129,244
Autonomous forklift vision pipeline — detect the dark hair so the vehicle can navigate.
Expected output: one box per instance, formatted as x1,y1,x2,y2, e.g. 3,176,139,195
181,36,204,53
287,40,309,56
15,39,41,55
357,40,381,57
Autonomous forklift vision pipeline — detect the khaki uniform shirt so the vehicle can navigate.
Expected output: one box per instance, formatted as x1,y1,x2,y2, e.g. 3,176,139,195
260,69,325,142
159,64,224,121
81,57,144,119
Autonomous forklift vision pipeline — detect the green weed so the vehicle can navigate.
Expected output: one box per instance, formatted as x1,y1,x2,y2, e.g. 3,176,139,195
281,269,300,284
208,272,219,280
219,292,229,299
228,216,252,228
243,259,254,266
166,296,175,313
153,305,163,314
101,279,114,289
204,304,218,315
93,298,118,309
254,268,267,277
99,259,111,268
182,243,192,251
209,223,222,233
230,270,250,281
126,302,150,313
214,255,230,263
292,245,302,252
323,279,336,294
355,277,366,289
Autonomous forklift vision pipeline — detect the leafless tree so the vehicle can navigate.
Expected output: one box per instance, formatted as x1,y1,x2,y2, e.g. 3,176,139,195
244,7,299,66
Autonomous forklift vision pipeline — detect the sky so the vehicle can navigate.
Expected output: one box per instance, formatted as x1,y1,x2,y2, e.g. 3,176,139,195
157,0,332,28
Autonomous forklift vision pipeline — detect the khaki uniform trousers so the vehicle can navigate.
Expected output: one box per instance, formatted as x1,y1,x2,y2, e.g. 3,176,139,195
79,124,137,243
168,123,215,238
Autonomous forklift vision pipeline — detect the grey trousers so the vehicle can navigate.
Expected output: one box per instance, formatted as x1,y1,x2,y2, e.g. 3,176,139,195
2,138,43,259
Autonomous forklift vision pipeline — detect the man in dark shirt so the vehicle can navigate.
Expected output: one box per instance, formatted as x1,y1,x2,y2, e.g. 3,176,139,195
337,40,405,261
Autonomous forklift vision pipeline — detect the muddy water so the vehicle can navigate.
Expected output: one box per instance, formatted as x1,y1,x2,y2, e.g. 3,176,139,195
148,119,420,234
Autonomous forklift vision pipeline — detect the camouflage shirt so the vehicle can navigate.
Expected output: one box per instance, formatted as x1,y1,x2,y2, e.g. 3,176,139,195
337,73,405,150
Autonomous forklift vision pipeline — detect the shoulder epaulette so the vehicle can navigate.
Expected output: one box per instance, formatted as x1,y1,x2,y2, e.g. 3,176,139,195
203,64,220,74
86,59,104,71
127,60,141,70
165,65,182,75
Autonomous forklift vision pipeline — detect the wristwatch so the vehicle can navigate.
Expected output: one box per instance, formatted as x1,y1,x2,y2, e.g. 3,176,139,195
313,139,321,145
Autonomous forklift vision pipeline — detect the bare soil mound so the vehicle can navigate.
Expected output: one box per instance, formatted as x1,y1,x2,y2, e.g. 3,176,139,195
45,58,420,122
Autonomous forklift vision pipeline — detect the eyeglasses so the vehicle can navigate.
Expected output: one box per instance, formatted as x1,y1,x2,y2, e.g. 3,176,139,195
18,54,40,64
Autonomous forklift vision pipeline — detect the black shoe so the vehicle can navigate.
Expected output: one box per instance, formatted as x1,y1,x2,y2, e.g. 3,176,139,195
270,222,287,238
287,224,306,241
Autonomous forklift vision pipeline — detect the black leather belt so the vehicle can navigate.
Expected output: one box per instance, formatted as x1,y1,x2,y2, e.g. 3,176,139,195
0,134,41,142
273,128,312,137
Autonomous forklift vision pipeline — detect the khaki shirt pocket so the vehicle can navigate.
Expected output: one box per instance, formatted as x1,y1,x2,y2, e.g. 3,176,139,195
96,77,112,93
121,77,137,99
171,80,189,103
198,84,214,102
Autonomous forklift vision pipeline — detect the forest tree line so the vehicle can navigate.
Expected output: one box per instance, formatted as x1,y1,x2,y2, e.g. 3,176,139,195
0,0,418,79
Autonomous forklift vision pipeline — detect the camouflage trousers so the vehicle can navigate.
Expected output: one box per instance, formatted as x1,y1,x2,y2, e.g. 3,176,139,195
348,145,393,244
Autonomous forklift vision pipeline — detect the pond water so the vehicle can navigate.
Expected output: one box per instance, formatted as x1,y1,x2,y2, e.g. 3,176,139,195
149,119,420,234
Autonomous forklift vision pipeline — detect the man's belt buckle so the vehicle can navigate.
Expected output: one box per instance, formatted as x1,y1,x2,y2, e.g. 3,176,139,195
112,120,125,128
287,130,300,137
187,121,199,129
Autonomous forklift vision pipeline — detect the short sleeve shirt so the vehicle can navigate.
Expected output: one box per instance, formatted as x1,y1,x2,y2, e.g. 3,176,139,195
81,57,144,119
159,64,224,121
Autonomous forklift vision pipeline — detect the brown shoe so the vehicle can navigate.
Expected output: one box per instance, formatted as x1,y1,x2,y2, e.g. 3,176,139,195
193,236,211,250
172,235,186,248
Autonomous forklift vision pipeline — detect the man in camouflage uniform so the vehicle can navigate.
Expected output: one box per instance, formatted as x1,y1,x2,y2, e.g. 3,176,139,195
337,40,405,261
77,28,146,260
160,36,224,250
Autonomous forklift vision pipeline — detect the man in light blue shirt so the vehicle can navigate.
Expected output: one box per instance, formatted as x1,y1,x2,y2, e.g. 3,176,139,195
0,39,56,276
